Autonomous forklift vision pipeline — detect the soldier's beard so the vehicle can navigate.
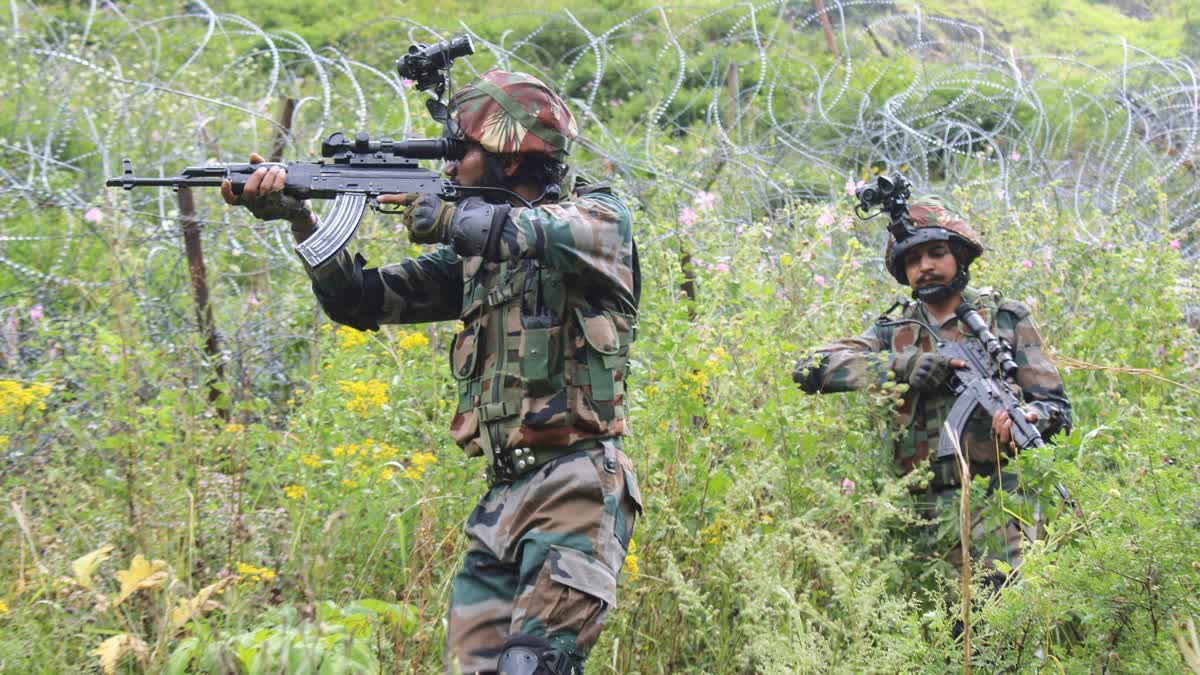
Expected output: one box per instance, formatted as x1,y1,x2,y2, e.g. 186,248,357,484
913,267,970,304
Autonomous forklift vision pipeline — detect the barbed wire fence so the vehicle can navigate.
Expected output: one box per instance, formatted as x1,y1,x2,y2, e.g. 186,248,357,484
1,0,1197,397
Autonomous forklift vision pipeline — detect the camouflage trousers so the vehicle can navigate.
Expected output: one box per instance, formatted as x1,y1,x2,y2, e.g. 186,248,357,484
445,439,642,675
917,471,1036,578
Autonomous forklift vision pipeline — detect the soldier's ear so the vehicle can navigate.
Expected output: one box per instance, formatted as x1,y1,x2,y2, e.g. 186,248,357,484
502,154,523,178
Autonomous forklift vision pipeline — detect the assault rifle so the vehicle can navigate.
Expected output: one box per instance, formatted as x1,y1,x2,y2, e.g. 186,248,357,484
877,303,1073,503
106,35,478,269
108,132,463,268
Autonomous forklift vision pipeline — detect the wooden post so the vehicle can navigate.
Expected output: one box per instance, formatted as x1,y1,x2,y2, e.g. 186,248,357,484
268,97,297,162
177,187,229,421
815,0,841,63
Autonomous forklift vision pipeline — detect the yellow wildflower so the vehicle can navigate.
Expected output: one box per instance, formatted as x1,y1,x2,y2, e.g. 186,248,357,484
223,423,244,434
0,380,52,418
623,539,639,581
336,325,368,350
331,445,346,458
397,331,430,351
377,467,395,482
236,562,276,584
341,479,360,489
701,518,726,546
404,451,438,480
337,379,388,417
300,454,321,468
0,599,8,614
372,442,399,459
283,484,307,500
685,369,708,398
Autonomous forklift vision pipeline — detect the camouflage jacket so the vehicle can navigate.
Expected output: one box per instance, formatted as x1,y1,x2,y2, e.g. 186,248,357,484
302,187,638,460
795,287,1071,480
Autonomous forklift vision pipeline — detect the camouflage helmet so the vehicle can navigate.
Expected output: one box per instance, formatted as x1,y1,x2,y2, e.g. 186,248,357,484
450,69,578,162
884,195,984,285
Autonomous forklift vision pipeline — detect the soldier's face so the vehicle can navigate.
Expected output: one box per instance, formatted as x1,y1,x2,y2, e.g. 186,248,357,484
903,241,957,289
443,142,520,190
443,142,487,187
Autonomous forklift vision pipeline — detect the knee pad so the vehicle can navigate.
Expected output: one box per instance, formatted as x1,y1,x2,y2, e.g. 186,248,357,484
497,635,581,675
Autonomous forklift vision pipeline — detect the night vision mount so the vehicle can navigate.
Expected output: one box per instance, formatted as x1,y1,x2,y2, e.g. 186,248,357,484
854,171,916,243
397,35,474,106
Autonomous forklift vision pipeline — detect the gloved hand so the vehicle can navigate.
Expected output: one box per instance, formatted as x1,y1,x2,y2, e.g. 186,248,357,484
400,193,456,244
220,154,312,223
895,349,963,392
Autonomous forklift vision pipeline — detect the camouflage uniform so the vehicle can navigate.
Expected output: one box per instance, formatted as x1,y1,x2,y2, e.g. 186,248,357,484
795,198,1071,575
298,70,642,674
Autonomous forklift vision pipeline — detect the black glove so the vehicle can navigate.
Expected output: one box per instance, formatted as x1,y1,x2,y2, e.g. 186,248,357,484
402,193,456,244
895,349,957,392
239,187,311,223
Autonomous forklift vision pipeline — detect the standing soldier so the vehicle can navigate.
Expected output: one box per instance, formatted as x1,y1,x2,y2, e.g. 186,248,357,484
793,195,1071,588
223,69,642,675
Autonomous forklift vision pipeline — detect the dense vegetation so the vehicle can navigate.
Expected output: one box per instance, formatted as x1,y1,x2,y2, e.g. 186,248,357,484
1,1,1198,673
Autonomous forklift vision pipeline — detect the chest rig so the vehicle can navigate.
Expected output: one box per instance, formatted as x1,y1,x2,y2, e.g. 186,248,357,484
447,195,637,483
876,289,1004,485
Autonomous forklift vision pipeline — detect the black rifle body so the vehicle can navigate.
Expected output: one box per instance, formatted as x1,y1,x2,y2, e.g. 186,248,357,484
107,133,462,268
935,336,1043,460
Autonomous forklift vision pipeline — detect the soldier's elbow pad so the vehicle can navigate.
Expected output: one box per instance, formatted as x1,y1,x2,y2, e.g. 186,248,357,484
448,198,512,261
794,352,828,394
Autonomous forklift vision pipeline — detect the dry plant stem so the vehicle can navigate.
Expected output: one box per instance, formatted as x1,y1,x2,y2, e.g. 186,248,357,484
947,425,973,674
1176,615,1200,674
1050,353,1200,395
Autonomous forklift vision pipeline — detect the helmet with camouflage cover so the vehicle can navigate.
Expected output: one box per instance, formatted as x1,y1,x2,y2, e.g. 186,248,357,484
450,69,578,162
884,195,984,285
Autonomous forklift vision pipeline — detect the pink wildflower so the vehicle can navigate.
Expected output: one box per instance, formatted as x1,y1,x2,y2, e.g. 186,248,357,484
1021,259,1033,270
84,207,103,223
29,304,43,324
815,209,836,228
401,78,415,88
1010,151,1021,162
840,478,856,495
713,263,729,273
693,190,717,212
844,179,865,197
814,274,827,287
678,206,697,227
1170,239,1181,251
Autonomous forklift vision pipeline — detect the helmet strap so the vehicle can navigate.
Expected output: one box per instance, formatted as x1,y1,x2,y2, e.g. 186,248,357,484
912,265,970,304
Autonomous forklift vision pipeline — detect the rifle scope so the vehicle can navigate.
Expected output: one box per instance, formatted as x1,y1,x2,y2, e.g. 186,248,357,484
320,131,464,161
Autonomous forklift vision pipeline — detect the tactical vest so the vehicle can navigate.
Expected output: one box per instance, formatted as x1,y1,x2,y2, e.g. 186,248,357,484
877,287,1023,485
446,194,637,477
